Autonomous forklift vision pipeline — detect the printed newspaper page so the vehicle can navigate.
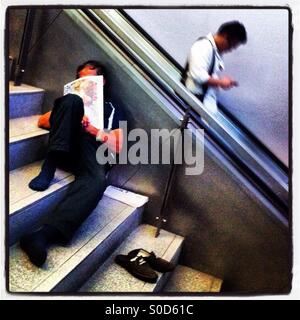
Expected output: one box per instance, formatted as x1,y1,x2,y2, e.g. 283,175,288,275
64,75,104,129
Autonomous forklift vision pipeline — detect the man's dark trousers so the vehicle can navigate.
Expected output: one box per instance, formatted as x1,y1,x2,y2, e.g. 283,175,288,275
44,93,107,242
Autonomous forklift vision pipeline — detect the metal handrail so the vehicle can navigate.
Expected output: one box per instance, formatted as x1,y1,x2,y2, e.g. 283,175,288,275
118,8,289,176
63,8,288,227
83,9,288,209
14,9,35,86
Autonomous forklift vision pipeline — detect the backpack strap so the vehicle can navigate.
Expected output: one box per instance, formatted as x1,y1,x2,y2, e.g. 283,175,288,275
181,37,216,102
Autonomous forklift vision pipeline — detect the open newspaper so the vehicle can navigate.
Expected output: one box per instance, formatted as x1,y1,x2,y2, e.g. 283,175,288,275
64,75,104,129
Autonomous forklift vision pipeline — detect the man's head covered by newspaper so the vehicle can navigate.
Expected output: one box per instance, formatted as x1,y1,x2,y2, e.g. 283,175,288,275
76,60,106,79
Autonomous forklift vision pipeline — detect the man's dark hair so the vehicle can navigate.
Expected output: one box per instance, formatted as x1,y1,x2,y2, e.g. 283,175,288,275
218,21,247,44
76,60,106,79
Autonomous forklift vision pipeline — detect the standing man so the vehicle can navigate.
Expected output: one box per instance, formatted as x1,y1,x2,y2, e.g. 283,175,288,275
20,60,125,267
182,21,247,112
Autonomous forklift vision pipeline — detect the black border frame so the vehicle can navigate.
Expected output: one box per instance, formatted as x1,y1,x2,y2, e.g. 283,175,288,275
4,4,293,298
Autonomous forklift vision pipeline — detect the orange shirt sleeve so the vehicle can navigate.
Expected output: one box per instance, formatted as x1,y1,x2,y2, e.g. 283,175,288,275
38,111,52,129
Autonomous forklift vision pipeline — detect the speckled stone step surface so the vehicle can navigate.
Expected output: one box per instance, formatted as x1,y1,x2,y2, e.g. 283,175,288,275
163,265,222,292
9,188,148,292
9,82,45,94
9,115,48,143
9,82,45,119
9,161,74,245
79,224,184,293
9,115,49,170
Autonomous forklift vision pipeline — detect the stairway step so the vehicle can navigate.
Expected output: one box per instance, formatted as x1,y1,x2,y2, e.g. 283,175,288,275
9,189,147,292
9,161,74,245
162,265,222,292
9,115,48,142
9,115,49,170
79,224,184,293
9,82,45,119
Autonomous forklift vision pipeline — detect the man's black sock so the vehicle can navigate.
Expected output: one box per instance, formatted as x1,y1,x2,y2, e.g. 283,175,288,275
20,228,48,267
28,152,59,191
19,225,63,267
42,224,65,244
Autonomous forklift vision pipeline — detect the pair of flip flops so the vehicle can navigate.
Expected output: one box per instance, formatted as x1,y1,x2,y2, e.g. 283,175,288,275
115,248,175,283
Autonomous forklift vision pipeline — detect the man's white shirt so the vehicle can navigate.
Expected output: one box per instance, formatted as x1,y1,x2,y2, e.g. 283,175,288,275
185,33,224,113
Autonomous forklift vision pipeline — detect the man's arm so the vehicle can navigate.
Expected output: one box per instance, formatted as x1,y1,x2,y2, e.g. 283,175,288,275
38,111,52,129
207,76,238,89
84,124,124,154
188,40,213,85
98,128,124,154
39,111,123,153
38,113,91,129
188,40,238,90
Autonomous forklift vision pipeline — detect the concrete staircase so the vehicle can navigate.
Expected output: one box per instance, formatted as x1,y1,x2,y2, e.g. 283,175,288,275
8,82,222,294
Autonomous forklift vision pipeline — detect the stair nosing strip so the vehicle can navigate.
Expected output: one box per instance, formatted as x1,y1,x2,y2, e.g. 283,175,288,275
32,205,137,292
10,90,45,95
10,175,75,215
9,129,49,144
9,84,45,94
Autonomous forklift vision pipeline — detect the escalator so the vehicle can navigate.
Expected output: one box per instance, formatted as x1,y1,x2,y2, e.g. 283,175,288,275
70,8,289,223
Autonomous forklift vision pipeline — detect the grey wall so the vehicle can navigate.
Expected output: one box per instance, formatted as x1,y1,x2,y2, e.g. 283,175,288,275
164,144,290,293
126,9,289,168
8,9,291,293
8,9,26,61
8,9,63,79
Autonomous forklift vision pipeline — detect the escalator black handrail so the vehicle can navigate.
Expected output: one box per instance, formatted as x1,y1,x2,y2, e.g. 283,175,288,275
77,9,288,217
119,8,289,176
86,9,287,191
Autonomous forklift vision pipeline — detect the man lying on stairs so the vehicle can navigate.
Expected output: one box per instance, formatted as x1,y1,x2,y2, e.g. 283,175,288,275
20,60,126,267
